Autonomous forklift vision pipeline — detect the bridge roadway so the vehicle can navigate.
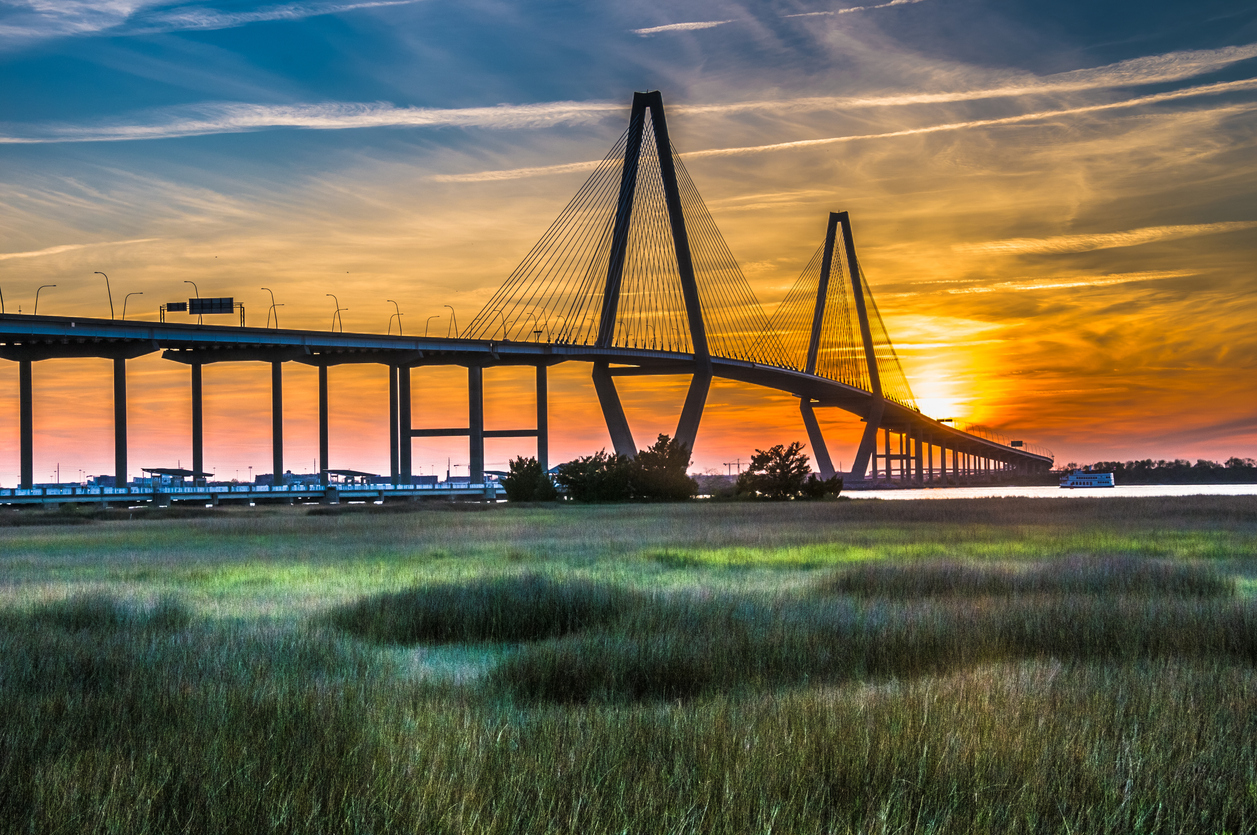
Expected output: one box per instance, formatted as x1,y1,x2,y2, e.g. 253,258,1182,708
1,311,1051,495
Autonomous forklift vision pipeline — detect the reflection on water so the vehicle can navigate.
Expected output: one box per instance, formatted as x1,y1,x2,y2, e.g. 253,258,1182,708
848,484,1257,500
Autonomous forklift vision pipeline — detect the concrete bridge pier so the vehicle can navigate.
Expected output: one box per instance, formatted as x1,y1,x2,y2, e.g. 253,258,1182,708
535,364,549,471
114,357,127,489
469,366,484,484
400,366,412,483
799,399,835,480
318,365,329,486
191,361,204,480
19,359,32,489
271,360,283,485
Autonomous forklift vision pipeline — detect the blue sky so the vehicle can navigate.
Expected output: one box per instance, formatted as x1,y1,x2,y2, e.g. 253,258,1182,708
1,0,1256,480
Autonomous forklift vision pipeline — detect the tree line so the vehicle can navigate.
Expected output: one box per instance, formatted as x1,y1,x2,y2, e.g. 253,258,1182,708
500,437,843,503
1063,458,1257,484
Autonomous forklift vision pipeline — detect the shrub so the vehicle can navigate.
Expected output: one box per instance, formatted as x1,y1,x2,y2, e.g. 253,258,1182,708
499,456,557,502
802,473,844,498
630,434,698,501
554,450,632,503
736,442,812,499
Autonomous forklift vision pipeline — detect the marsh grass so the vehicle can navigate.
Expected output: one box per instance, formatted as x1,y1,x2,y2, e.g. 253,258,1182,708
2,497,1257,833
819,555,1235,598
326,572,642,644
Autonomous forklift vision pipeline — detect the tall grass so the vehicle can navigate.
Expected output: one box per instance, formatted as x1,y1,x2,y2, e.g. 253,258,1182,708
819,555,1235,598
2,498,1256,833
327,572,641,644
4,607,1256,834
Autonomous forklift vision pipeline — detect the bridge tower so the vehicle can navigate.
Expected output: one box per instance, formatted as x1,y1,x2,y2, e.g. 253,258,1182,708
770,210,919,484
591,90,711,457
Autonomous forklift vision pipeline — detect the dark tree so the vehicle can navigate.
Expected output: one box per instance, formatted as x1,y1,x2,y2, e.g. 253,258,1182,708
736,442,813,500
554,450,632,503
630,434,698,501
500,456,557,502
801,472,844,499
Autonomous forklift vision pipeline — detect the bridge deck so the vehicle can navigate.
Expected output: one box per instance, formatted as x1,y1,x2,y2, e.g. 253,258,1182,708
0,312,1051,470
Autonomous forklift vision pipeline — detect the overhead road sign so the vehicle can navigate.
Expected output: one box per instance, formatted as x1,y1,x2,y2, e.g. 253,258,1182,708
190,297,234,315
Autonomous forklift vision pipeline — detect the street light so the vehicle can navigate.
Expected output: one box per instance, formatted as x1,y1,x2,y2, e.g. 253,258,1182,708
34,284,55,315
444,304,458,338
122,292,143,321
327,294,347,332
94,272,114,319
261,287,281,329
185,280,201,323
487,309,506,340
424,314,439,337
387,299,402,335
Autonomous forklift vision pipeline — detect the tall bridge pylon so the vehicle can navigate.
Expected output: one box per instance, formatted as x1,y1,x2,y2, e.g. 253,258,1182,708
762,210,918,478
465,90,789,456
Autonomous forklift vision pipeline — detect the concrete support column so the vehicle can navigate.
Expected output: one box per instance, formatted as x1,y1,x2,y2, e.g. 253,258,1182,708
399,366,411,484
389,365,399,484
914,428,924,486
113,358,127,488
191,361,204,479
883,427,891,484
591,362,636,458
19,360,32,489
927,441,934,484
536,364,549,471
468,366,484,484
319,365,329,486
800,400,835,479
271,360,283,485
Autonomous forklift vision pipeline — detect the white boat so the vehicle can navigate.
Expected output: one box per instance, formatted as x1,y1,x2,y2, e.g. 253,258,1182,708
1059,470,1116,488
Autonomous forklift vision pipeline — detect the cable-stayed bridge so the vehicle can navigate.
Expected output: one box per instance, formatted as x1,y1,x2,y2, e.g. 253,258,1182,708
0,91,1051,502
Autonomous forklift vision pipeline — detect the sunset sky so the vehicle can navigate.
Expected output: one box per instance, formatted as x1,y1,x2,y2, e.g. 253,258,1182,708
2,0,1255,483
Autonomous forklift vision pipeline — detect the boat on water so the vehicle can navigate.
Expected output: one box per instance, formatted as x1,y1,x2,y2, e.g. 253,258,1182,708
1060,470,1116,488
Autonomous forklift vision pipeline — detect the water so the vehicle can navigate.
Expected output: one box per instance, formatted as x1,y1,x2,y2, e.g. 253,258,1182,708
847,484,1257,500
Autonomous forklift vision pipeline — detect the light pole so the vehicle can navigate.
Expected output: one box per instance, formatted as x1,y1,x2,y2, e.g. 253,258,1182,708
444,304,458,338
387,299,402,335
94,272,114,319
261,287,280,329
327,294,347,332
122,292,143,321
1,284,5,314
34,284,55,314
185,280,201,323
487,310,506,340
425,314,439,337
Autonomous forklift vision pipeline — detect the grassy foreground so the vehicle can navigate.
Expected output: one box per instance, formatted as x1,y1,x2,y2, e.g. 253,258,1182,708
1,495,1256,834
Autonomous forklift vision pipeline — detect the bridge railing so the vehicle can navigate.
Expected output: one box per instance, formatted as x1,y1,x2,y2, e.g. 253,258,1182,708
941,420,1054,461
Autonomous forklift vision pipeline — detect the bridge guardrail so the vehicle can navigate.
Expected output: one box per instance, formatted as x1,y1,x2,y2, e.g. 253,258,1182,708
942,420,1054,461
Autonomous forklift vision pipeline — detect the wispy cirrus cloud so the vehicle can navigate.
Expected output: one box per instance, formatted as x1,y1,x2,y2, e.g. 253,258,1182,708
942,271,1197,294
676,42,1257,114
0,0,422,43
0,100,623,144
785,0,930,18
8,38,1252,148
632,19,735,36
437,79,1257,182
956,222,1257,256
633,0,933,36
0,237,158,261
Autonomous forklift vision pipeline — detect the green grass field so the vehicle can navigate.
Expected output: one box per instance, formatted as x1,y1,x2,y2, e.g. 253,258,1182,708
2,495,1255,834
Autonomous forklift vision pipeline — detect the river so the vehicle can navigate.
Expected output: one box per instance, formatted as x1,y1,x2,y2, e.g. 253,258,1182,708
846,484,1257,500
